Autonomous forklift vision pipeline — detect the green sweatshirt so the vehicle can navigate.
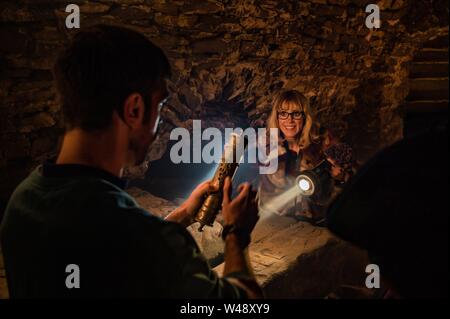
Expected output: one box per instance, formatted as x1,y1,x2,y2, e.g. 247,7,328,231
0,163,245,298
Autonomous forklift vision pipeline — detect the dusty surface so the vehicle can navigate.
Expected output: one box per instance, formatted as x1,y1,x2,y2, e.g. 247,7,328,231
127,187,179,219
131,187,372,298
214,214,372,298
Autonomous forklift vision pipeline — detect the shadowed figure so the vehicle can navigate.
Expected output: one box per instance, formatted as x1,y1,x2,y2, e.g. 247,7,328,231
327,126,449,298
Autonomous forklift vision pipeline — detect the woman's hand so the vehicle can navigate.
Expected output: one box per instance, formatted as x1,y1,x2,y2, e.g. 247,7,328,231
324,142,353,182
164,180,217,227
327,158,345,180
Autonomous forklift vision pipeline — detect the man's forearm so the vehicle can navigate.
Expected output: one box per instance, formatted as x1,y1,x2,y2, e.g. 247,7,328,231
223,233,262,298
164,206,192,227
224,233,252,275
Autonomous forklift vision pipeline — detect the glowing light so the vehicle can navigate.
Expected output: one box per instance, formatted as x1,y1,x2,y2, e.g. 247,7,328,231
295,175,315,196
298,178,311,191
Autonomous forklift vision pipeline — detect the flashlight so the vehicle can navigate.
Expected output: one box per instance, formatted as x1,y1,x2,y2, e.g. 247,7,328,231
295,160,333,204
297,175,315,195
194,132,248,231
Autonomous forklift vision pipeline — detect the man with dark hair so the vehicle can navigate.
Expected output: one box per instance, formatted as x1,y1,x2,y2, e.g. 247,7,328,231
0,25,261,298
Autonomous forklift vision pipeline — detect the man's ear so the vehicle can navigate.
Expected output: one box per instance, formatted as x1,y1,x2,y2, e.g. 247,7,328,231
122,93,145,128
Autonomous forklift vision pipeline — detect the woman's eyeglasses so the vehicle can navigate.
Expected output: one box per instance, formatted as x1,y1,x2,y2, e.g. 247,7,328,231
277,111,305,120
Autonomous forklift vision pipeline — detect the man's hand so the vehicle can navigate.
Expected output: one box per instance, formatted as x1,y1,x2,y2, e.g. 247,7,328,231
222,177,259,232
221,177,262,298
164,180,217,227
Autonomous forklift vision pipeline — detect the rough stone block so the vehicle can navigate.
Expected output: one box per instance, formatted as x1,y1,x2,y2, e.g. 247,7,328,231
215,215,370,298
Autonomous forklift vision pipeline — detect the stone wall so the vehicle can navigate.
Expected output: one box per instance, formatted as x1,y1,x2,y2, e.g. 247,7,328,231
0,0,448,214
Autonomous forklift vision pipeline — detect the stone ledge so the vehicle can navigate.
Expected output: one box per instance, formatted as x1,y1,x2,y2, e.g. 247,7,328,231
214,214,371,298
130,187,371,298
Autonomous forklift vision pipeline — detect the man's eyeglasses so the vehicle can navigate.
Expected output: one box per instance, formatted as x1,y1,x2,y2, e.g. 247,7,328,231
158,96,170,112
277,111,305,120
155,97,170,135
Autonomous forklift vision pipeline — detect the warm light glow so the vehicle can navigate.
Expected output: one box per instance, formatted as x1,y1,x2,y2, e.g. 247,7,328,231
298,178,311,191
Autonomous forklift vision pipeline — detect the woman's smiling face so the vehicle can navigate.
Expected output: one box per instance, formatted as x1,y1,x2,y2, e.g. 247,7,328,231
278,101,304,139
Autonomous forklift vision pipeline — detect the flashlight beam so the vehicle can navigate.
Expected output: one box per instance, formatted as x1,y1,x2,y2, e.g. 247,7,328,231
258,185,301,219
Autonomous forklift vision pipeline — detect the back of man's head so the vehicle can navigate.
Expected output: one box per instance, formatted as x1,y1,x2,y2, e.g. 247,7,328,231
327,127,449,298
53,24,171,131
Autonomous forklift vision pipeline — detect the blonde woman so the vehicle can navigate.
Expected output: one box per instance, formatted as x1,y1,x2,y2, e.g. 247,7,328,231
258,90,353,225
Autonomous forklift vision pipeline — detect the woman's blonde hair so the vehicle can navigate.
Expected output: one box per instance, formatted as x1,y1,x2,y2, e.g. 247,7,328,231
267,89,318,150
